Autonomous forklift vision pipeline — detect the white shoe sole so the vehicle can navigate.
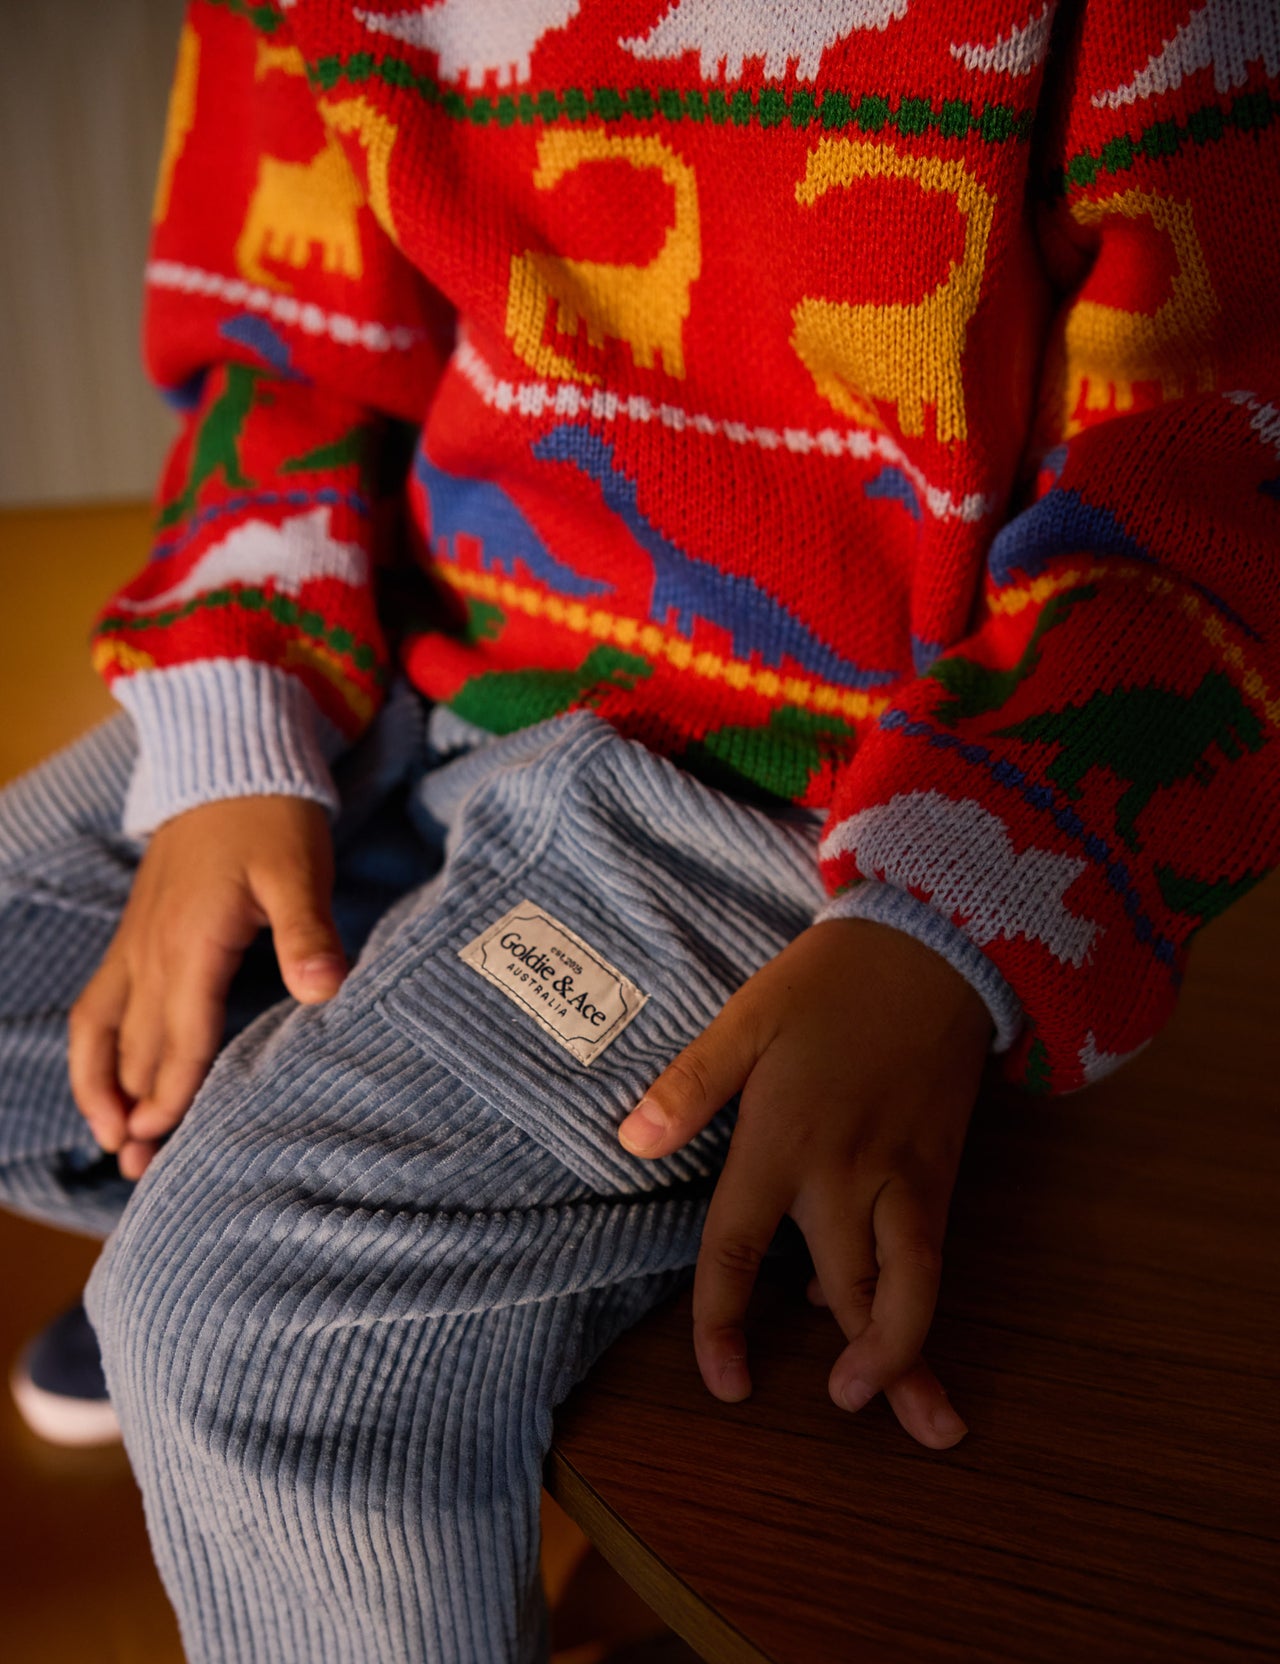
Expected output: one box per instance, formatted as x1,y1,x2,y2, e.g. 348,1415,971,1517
10,1358,123,1447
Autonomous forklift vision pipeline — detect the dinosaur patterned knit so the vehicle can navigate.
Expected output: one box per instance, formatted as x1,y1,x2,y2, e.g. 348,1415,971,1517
94,0,1280,1092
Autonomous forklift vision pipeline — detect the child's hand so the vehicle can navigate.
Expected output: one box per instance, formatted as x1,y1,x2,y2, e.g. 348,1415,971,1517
618,918,991,1450
68,796,346,1180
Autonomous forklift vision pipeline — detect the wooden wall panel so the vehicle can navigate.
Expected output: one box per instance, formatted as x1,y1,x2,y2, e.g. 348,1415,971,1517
0,0,184,506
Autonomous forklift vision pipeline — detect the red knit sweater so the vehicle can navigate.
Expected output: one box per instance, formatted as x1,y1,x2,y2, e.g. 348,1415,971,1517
94,0,1280,1091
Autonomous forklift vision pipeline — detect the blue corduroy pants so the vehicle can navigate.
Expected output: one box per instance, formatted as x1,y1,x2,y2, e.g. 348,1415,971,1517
0,688,822,1662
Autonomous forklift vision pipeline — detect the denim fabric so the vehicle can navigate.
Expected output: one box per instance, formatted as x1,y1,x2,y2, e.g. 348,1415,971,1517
0,688,823,1663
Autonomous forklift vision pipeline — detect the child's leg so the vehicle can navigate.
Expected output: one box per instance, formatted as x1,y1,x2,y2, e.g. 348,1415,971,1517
0,681,435,1238
88,713,823,1664
0,715,142,1233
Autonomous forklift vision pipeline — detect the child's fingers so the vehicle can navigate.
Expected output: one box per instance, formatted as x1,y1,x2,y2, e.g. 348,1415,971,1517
619,995,758,1157
116,993,165,1109
117,1136,163,1182
691,1139,789,1402
125,952,234,1140
255,854,347,1004
796,1185,880,1357
827,1178,945,1419
883,1357,969,1449
67,961,132,1152
799,1182,966,1446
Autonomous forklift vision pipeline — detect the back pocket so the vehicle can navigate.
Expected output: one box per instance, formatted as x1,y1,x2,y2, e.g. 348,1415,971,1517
377,714,823,1194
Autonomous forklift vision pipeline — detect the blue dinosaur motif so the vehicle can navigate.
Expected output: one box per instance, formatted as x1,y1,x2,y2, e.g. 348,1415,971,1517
987,487,1147,586
162,368,208,413
989,484,1256,638
218,313,304,380
533,424,897,691
414,448,612,600
863,465,922,522
911,634,945,674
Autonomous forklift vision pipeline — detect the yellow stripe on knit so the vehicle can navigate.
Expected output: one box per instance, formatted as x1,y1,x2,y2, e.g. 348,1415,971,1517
991,563,1280,728
437,566,891,725
91,639,156,676
282,638,376,725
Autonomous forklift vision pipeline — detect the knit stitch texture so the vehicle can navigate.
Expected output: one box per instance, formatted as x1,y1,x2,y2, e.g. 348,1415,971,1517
94,0,1280,1091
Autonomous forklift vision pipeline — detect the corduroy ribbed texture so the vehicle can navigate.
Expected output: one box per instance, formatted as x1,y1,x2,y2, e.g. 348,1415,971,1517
1,694,833,1662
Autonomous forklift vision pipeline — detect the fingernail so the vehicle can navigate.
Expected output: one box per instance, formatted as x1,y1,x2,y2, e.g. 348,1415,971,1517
618,1099,667,1155
929,1401,969,1442
719,1358,751,1402
841,1379,874,1414
296,955,345,998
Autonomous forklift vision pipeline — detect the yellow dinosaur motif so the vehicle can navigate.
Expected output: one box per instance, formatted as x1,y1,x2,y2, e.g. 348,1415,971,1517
152,21,200,225
234,43,369,289
506,131,701,382
791,139,995,442
254,39,307,78
1061,190,1218,431
321,98,402,246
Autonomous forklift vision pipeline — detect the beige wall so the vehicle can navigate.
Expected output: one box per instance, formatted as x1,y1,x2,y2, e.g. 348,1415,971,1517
0,0,185,505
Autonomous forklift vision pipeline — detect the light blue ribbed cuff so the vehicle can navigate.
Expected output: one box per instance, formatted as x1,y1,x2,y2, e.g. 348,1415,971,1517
815,881,1024,1053
114,660,345,837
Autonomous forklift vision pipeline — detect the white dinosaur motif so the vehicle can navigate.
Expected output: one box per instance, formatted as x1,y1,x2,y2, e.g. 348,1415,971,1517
113,508,368,613
353,0,582,87
1225,389,1280,457
1079,1031,1149,1084
621,0,912,83
1092,0,1279,107
821,790,1101,968
950,3,1056,77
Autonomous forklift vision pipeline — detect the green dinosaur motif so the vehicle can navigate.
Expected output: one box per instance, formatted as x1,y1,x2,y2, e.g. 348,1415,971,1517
1021,1034,1052,1095
683,705,855,803
280,422,375,493
1000,670,1266,851
461,598,505,645
447,646,650,734
158,364,261,528
1155,864,1264,921
930,585,1096,726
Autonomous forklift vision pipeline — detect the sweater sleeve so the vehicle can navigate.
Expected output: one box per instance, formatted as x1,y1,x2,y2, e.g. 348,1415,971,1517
816,0,1280,1093
93,0,454,836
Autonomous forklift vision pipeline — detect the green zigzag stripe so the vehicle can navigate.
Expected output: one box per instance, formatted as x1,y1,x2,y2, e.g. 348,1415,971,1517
203,0,284,34
307,55,1034,145
94,589,385,680
1057,91,1277,194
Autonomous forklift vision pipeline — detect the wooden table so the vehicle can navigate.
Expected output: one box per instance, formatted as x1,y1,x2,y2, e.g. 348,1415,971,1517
4,502,1276,1661
548,869,1280,1663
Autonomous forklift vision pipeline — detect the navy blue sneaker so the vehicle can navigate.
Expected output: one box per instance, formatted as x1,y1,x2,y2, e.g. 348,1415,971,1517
10,1301,121,1446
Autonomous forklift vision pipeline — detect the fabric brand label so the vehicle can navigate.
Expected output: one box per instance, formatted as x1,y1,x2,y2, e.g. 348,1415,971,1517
457,901,649,1067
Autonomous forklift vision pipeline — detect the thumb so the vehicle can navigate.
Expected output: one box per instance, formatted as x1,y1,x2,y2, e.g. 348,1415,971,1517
254,845,347,1005
618,998,758,1159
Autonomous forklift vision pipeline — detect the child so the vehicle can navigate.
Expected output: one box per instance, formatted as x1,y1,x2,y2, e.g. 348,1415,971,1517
3,1,1278,1658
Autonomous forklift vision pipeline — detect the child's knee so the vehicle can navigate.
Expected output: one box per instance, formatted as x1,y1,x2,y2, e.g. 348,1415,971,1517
84,1144,255,1460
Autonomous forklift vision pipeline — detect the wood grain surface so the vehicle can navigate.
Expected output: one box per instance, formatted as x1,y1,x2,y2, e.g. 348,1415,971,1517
548,869,1280,1663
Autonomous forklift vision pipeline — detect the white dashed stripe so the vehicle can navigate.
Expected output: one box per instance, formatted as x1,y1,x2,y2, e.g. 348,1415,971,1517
452,337,995,524
145,262,425,352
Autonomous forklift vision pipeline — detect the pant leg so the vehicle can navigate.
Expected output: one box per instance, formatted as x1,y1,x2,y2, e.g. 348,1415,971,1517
0,680,434,1237
88,712,824,1664
0,716,142,1232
